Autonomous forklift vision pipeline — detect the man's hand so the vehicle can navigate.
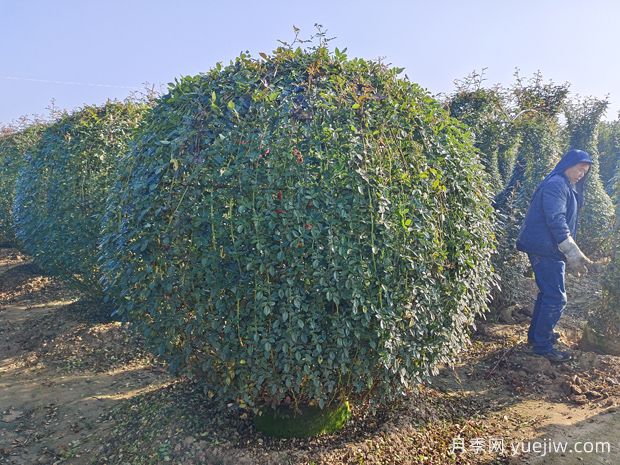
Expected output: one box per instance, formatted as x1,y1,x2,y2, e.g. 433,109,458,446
558,236,593,276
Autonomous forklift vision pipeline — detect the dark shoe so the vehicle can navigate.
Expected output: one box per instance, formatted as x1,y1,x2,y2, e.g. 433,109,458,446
533,348,572,363
527,332,560,346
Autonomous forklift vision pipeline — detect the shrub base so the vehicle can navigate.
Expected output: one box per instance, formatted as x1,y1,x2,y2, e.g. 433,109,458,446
254,400,351,438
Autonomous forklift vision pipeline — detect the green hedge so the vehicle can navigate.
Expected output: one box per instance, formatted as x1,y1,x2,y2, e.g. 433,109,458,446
12,101,147,291
583,169,620,354
447,81,519,193
0,124,46,245
492,75,568,311
597,120,620,195
566,98,615,258
100,45,496,412
603,174,620,323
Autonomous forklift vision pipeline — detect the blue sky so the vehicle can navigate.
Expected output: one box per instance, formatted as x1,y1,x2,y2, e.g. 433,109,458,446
2,0,619,125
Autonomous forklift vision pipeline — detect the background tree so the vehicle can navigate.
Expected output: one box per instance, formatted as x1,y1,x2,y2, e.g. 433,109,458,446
12,100,148,293
447,71,519,195
0,120,47,246
565,97,615,257
582,167,620,355
597,117,620,195
491,72,569,312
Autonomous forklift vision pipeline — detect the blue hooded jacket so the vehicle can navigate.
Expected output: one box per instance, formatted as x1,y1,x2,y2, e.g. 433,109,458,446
516,149,593,260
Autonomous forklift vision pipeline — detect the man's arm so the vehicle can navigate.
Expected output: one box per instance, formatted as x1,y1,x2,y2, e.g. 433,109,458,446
541,177,591,274
541,178,570,244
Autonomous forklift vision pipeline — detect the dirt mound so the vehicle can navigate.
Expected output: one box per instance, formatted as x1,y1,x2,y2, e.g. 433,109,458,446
470,323,620,407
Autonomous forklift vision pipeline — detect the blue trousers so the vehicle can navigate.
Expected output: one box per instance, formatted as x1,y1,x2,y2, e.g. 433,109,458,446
527,254,567,353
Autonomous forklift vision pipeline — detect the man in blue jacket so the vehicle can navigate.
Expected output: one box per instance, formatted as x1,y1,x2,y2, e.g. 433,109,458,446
516,149,593,362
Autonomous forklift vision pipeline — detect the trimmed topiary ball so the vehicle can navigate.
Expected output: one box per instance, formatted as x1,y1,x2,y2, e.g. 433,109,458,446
13,100,148,292
100,44,496,415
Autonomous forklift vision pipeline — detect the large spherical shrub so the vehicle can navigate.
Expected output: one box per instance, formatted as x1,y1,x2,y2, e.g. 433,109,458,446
13,101,147,291
100,46,496,411
0,124,45,245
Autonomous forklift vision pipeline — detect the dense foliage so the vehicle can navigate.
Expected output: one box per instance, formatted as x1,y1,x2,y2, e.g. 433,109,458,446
0,123,46,245
601,180,620,333
2,37,616,417
12,101,147,292
491,75,568,310
598,119,620,195
584,169,620,354
447,73,519,194
99,45,497,412
566,98,615,257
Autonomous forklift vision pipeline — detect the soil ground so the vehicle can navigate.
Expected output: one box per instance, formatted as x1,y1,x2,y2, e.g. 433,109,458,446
0,247,618,465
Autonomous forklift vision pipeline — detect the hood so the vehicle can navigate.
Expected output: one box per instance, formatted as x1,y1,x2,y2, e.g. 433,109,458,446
549,149,593,178
544,149,593,208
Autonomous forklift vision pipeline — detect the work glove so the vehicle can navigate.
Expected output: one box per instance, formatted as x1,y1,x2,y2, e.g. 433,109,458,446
558,236,592,276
